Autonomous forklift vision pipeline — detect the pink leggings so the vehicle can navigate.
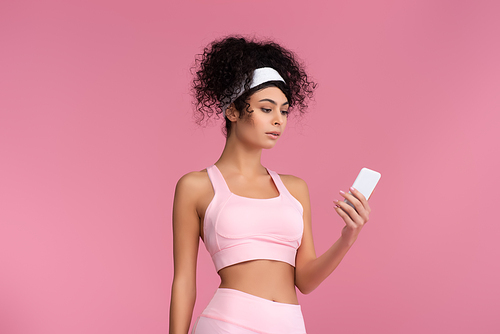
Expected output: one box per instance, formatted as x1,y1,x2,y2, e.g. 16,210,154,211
192,288,307,334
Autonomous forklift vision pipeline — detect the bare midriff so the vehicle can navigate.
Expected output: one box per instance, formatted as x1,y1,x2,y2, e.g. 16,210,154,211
217,259,298,305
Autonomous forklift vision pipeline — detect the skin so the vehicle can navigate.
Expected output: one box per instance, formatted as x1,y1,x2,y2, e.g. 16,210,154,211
169,87,371,334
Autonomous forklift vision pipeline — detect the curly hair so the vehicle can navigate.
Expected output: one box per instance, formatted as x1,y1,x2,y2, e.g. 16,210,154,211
192,36,316,136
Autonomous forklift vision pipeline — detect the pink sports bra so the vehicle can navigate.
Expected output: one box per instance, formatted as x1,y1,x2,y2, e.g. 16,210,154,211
203,165,304,272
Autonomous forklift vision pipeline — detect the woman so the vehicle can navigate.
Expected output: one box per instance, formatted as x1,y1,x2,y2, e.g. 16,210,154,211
169,36,372,334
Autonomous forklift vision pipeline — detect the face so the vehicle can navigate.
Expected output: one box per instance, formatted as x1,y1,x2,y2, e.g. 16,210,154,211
227,86,289,149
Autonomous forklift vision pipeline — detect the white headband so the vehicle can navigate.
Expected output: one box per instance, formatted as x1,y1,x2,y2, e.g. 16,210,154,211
223,67,286,117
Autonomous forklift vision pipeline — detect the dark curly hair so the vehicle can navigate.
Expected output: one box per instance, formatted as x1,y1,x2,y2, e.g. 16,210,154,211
192,36,316,136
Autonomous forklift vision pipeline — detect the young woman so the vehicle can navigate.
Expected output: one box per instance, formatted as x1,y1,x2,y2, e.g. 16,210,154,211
169,36,372,334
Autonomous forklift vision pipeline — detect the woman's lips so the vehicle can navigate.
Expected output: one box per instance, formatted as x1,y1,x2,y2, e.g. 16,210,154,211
266,132,281,139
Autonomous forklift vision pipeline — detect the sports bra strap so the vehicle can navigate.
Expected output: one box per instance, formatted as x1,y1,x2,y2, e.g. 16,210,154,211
206,165,231,196
268,170,303,214
267,170,290,196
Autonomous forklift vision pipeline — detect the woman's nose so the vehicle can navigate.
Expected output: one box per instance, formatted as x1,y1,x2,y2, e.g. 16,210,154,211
272,110,284,125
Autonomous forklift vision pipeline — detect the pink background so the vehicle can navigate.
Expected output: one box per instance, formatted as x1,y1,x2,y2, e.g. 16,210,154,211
1,0,499,333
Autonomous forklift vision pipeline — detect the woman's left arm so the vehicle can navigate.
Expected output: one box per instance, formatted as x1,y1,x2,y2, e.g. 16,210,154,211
286,176,371,295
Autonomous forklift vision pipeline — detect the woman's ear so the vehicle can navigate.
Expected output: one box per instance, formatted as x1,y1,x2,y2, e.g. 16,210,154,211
225,104,240,122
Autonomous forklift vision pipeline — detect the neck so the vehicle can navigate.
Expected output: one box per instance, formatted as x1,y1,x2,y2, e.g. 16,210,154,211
215,134,264,175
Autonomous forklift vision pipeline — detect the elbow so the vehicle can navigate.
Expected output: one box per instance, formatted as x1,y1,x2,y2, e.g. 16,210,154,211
297,286,313,295
171,276,197,299
294,263,321,295
295,280,317,295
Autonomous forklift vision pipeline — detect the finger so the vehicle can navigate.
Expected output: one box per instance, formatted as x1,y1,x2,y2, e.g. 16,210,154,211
334,200,362,226
339,190,366,219
333,203,356,228
349,187,369,207
349,187,371,213
338,197,369,226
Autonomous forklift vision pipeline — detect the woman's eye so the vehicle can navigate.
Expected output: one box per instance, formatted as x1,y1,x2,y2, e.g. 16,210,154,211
261,108,272,113
281,110,289,115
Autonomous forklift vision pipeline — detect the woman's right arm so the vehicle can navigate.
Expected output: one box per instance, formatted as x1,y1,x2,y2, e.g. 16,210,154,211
169,173,202,334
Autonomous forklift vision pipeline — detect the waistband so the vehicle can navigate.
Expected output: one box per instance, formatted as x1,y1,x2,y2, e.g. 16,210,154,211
201,288,306,334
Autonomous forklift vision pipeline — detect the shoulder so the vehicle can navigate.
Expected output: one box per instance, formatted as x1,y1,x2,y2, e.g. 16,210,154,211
174,169,212,200
278,173,310,202
176,169,209,188
279,173,308,190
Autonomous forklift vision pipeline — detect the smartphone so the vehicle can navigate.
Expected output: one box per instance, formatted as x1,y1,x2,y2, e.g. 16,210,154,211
344,168,381,208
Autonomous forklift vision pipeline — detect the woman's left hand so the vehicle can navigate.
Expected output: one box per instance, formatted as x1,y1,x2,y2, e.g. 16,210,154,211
333,187,371,246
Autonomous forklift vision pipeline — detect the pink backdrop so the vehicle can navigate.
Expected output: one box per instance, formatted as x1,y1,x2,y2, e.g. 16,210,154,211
1,0,499,333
